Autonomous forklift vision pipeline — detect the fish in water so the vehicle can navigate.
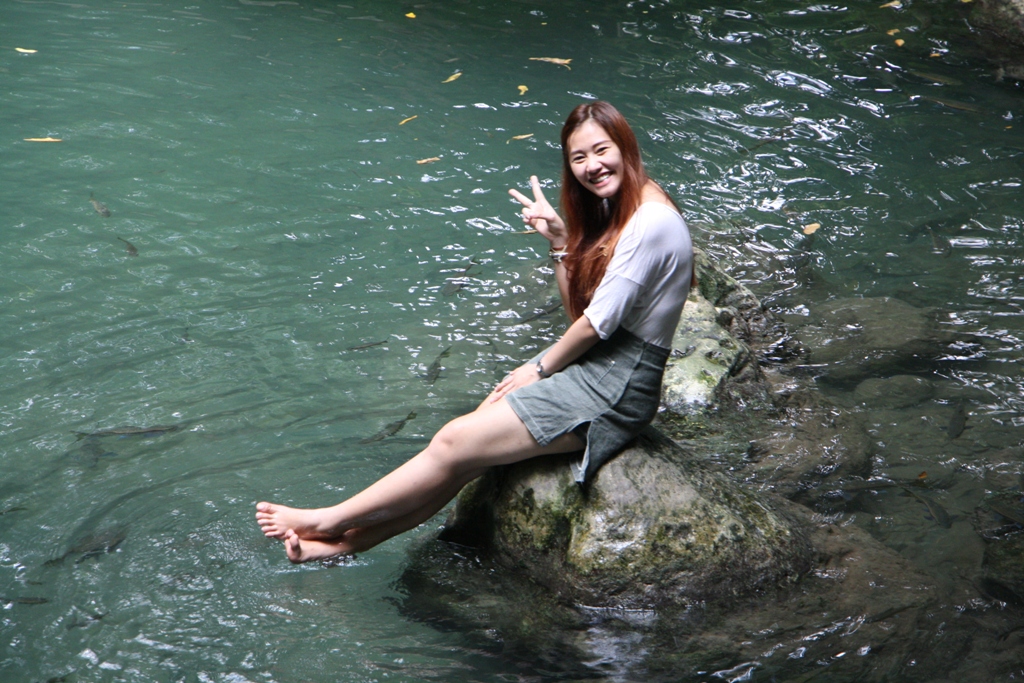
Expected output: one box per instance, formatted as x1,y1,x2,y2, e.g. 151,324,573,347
348,339,388,351
908,69,963,86
76,436,118,464
423,345,452,384
43,527,127,567
67,609,107,629
73,424,179,440
529,57,572,69
988,500,1024,527
359,411,416,444
0,596,48,605
117,237,138,256
740,124,795,155
0,505,27,516
918,94,983,113
899,485,952,528
89,193,111,217
442,259,477,297
519,300,563,324
928,228,952,258
946,401,968,439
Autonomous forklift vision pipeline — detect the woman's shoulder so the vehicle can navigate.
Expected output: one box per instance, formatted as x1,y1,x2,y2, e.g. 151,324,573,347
632,201,685,232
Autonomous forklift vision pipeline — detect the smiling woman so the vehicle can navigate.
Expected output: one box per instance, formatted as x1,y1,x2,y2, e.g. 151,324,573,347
255,101,694,560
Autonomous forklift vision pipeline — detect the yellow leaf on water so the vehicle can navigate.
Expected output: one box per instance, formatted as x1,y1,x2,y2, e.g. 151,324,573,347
895,38,905,46
506,133,534,144
886,28,900,35
399,115,418,125
442,72,462,83
960,0,973,3
518,85,528,95
879,0,901,7
529,57,572,69
803,223,821,235
930,52,941,57
24,137,62,142
15,47,38,54
417,157,441,164
405,12,416,18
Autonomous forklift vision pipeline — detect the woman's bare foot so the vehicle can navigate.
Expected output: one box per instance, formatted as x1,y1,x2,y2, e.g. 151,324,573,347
255,501,343,540
282,529,354,564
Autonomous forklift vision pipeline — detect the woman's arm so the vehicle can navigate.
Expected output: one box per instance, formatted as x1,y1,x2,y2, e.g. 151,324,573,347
488,313,600,403
508,175,573,316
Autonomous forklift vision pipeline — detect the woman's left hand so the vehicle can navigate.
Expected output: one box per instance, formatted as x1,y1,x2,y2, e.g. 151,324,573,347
489,363,543,403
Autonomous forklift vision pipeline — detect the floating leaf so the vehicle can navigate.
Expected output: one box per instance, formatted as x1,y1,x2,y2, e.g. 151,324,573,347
507,133,534,144
442,72,462,83
417,156,441,164
399,115,418,125
15,48,37,54
24,137,62,142
529,57,571,69
894,38,905,46
518,84,528,95
879,0,901,7
803,223,821,235
929,52,942,58
886,28,900,35
405,12,416,18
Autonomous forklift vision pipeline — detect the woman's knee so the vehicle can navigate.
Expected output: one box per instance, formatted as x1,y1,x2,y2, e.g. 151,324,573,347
426,417,475,469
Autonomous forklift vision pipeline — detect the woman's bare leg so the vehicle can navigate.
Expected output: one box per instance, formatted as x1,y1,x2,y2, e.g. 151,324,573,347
278,465,487,563
256,397,583,546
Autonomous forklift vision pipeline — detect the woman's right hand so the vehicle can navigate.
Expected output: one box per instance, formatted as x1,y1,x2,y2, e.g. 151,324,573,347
508,175,567,248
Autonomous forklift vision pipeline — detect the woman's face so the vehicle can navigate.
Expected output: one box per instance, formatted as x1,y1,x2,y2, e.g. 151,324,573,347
567,119,623,200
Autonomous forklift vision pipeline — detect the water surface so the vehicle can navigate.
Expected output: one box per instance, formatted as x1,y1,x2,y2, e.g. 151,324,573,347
2,0,1023,681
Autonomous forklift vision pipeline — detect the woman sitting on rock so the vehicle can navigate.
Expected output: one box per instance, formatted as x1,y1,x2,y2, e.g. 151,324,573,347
256,100,694,562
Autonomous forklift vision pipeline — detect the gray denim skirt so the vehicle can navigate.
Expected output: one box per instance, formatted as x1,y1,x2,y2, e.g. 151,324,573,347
505,326,670,484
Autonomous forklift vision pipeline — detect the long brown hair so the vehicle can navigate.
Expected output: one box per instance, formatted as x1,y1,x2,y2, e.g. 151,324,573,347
560,101,650,320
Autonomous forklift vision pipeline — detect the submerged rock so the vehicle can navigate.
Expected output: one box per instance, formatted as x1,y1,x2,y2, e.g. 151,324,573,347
401,447,972,682
971,0,1024,82
747,381,874,498
789,296,945,384
439,428,813,610
854,374,936,409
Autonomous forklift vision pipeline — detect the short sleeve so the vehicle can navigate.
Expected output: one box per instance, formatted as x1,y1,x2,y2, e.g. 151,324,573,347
582,208,662,338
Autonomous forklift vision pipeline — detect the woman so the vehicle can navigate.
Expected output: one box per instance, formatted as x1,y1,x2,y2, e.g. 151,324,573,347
256,101,693,563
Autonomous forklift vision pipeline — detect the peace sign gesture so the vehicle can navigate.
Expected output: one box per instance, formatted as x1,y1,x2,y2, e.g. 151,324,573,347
508,175,568,249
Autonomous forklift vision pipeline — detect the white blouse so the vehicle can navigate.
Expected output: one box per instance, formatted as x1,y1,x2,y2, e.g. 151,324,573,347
582,202,693,349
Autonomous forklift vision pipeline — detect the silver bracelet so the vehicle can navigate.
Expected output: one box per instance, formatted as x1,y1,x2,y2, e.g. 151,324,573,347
536,360,553,378
549,247,568,264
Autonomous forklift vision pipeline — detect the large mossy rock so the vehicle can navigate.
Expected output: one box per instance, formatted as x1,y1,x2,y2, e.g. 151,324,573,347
659,249,781,438
439,428,813,610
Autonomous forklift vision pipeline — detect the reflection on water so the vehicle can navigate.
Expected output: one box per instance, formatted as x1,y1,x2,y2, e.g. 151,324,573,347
1,0,1022,681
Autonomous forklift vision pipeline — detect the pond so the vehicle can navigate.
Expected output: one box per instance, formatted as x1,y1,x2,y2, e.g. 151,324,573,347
1,0,1022,681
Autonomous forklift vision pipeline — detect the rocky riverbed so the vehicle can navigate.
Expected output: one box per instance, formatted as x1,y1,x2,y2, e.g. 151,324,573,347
394,252,1024,682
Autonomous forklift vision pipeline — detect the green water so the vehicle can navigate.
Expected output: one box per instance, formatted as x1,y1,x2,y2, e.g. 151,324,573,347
1,0,1022,680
